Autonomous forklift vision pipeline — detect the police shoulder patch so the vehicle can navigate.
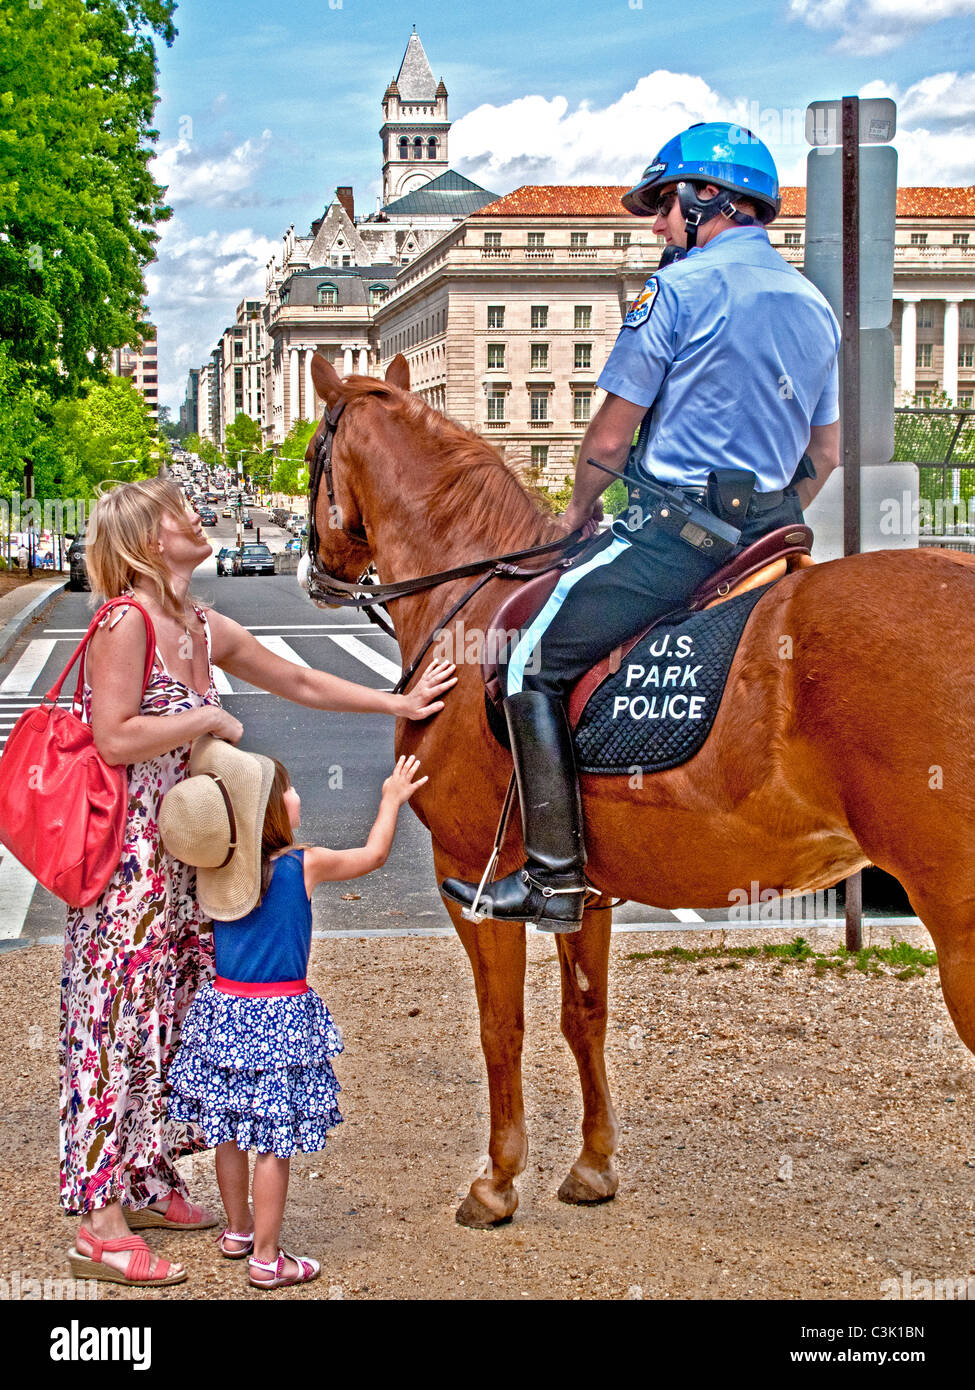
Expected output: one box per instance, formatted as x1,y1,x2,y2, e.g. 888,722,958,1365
623,276,659,329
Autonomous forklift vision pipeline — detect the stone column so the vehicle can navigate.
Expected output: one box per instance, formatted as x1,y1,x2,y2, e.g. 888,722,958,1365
900,298,918,401
289,347,300,427
358,347,369,374
943,297,961,405
343,345,354,376
304,349,316,420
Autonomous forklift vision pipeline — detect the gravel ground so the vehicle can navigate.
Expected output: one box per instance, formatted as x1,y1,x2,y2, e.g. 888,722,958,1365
2,924,973,1302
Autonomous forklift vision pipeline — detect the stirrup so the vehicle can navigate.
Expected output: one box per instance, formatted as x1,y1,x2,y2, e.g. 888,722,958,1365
461,773,518,923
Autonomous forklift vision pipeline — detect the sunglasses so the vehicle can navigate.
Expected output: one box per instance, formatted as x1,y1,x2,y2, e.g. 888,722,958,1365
651,190,679,218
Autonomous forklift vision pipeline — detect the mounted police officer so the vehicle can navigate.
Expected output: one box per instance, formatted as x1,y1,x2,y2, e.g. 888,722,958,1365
442,121,841,933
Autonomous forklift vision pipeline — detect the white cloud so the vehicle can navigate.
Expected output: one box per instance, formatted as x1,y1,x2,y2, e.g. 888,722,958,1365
451,71,729,189
147,218,279,410
151,130,273,208
789,0,975,54
858,73,975,183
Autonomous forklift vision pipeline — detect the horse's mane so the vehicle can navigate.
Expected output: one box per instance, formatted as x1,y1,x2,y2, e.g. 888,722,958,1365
340,377,567,553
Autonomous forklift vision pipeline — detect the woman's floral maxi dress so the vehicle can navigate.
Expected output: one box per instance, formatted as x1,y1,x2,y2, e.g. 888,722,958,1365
59,599,221,1214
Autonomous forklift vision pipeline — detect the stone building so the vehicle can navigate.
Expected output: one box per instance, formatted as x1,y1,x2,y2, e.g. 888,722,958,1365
217,299,264,448
112,327,159,426
375,184,975,485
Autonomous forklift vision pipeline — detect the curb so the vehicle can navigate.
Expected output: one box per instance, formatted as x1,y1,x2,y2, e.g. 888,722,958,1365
0,580,68,665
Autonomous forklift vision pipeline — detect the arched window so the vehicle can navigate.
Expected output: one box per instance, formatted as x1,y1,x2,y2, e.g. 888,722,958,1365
427,137,438,159
317,283,337,307
398,136,409,158
413,137,423,159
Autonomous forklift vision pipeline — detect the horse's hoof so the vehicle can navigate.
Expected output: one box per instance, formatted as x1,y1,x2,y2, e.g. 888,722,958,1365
557,1164,618,1206
455,1187,517,1229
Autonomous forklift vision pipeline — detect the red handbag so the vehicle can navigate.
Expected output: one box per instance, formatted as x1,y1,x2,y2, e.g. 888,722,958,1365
0,597,156,907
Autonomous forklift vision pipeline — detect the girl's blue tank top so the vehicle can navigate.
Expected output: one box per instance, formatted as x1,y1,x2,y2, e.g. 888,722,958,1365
213,849,312,984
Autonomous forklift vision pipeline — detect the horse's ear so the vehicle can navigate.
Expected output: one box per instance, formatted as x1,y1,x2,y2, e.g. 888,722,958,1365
384,353,410,392
311,352,343,407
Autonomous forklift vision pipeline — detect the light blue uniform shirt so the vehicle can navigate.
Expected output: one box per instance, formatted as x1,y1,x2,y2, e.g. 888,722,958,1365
597,226,841,491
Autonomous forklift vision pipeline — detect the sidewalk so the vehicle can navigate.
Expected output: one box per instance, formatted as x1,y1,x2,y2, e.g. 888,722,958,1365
0,577,67,664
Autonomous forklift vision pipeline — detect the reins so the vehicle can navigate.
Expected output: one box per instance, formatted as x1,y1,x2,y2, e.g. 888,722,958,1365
305,396,599,694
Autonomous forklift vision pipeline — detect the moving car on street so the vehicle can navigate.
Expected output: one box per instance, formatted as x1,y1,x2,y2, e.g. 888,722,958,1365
216,546,238,576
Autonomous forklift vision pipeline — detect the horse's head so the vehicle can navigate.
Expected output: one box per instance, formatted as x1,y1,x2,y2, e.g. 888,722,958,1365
300,352,411,598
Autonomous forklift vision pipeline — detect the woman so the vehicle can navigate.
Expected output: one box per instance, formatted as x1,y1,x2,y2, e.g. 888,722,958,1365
61,478,454,1285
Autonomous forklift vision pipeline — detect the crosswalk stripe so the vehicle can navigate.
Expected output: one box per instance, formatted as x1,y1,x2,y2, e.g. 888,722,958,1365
0,639,56,694
327,633,402,684
211,666,234,694
254,634,310,666
0,851,37,939
671,908,706,923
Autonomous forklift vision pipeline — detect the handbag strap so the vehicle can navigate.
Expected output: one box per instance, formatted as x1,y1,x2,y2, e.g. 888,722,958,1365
42,598,157,707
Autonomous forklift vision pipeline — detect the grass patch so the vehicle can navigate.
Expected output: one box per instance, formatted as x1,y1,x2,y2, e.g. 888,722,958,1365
624,936,935,980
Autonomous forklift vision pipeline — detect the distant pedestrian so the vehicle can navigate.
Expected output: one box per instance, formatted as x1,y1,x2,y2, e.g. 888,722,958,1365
160,742,426,1290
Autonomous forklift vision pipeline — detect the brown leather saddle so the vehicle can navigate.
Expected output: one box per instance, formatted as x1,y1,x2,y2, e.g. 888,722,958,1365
482,523,814,726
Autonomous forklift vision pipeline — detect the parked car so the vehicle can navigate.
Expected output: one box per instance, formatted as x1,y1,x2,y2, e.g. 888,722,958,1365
67,536,90,591
233,542,275,577
198,508,218,527
284,537,303,556
287,513,305,535
271,507,289,527
216,546,238,576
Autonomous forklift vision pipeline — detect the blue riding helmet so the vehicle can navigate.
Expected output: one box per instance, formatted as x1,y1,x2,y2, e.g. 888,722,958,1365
623,122,781,240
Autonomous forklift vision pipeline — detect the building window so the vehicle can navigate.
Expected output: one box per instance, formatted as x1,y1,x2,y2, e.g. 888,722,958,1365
484,232,502,249
487,343,506,369
317,283,338,306
531,305,548,329
916,343,932,368
370,285,389,306
574,305,592,330
574,390,592,423
916,388,934,406
574,343,592,370
530,390,549,421
910,232,928,246
487,391,506,421
958,393,973,407
427,137,438,159
234,341,243,359
413,137,423,159
399,137,409,158
342,255,351,266
954,233,970,246
531,343,549,370
960,345,975,368
784,232,802,246
571,232,589,248
487,305,505,328
527,232,545,250
916,303,934,328
613,232,630,248
531,445,549,469
961,306,975,329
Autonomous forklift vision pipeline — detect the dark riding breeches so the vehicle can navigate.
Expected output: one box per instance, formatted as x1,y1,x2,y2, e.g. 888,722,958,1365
502,493,805,700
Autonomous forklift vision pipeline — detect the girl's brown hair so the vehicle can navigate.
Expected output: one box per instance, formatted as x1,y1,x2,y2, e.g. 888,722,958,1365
259,759,309,903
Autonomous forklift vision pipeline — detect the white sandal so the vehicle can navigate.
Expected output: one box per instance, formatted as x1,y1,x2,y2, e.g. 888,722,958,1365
217,1227,254,1259
248,1248,320,1290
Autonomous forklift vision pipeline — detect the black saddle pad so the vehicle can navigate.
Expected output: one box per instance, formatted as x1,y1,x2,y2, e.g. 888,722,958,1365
573,585,770,776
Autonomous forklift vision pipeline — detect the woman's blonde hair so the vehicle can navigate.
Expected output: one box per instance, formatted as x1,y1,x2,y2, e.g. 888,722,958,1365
86,477,199,618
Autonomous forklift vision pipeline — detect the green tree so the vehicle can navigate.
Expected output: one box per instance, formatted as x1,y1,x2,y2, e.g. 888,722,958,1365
272,457,300,500
224,412,261,461
0,0,175,471
43,377,157,500
198,438,222,468
279,418,316,461
182,432,201,454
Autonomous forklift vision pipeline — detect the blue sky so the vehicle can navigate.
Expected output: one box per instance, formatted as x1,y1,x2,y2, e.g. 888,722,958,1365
147,0,975,409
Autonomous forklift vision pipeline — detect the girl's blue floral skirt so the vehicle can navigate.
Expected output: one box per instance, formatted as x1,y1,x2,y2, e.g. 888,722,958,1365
167,982,343,1157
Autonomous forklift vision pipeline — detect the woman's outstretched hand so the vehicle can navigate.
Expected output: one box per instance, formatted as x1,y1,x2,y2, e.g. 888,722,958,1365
399,659,457,720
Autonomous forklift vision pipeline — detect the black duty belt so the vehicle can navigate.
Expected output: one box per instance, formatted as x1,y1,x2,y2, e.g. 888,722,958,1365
675,484,789,515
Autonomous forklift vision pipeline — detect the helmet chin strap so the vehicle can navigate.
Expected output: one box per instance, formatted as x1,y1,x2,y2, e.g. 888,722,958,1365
676,182,756,250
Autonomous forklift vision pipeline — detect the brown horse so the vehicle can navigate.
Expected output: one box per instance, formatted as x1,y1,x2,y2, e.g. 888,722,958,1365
305,351,975,1229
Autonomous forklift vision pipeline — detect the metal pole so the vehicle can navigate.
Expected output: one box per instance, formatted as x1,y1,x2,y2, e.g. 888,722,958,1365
841,94,863,952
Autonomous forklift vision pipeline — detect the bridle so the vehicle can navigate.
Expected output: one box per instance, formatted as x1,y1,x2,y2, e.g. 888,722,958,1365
304,395,600,693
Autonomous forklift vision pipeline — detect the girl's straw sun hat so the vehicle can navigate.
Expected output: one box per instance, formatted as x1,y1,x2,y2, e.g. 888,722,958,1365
159,735,276,921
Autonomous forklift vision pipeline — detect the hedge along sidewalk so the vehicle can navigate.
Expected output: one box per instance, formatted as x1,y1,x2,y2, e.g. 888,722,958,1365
0,579,67,665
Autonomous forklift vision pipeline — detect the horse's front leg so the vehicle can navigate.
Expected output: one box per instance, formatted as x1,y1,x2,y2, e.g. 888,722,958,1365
437,883,528,1228
555,895,620,1204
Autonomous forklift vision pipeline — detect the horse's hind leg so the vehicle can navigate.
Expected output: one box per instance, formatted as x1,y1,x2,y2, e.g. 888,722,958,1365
906,887,975,1058
438,886,528,1229
554,896,620,1205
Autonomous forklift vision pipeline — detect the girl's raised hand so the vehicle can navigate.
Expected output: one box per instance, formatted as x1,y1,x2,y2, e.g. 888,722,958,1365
381,754,429,806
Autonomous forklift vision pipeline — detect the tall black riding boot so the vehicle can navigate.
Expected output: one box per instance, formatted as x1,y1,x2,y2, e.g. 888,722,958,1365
441,691,588,933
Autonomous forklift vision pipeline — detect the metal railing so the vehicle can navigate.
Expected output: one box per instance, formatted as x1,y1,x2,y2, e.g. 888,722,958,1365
894,407,975,535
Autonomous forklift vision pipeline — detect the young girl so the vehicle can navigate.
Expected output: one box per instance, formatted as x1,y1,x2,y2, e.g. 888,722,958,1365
159,735,426,1290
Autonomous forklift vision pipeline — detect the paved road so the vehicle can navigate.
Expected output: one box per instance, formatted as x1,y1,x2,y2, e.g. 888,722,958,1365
0,529,915,943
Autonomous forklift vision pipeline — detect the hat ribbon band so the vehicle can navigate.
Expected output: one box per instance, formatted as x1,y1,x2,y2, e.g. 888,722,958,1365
205,773,239,868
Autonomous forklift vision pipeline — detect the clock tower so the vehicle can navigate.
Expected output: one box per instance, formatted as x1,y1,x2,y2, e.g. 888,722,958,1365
381,29,450,205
